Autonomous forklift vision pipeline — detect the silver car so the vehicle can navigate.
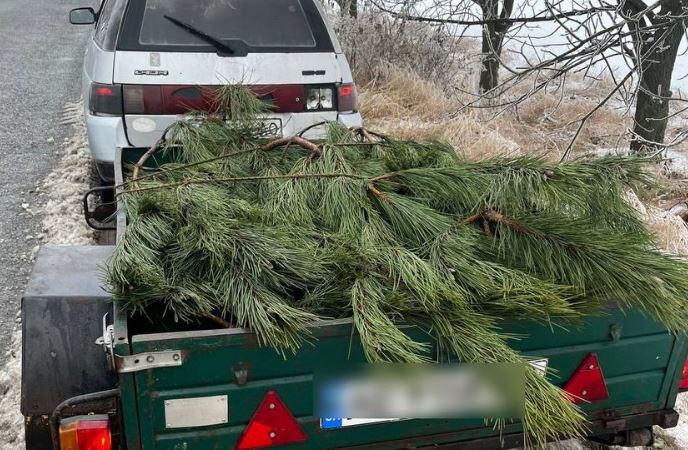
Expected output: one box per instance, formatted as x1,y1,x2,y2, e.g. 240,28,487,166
70,0,362,182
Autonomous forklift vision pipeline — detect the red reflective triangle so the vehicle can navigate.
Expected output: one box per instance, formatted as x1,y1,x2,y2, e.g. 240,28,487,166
236,390,307,449
679,356,688,389
563,352,609,404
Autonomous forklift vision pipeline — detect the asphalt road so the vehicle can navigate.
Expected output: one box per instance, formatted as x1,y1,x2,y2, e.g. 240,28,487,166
0,0,96,361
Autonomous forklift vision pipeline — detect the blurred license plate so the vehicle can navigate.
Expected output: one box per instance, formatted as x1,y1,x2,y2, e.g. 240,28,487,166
225,118,282,137
317,363,528,429
320,417,403,429
257,118,282,137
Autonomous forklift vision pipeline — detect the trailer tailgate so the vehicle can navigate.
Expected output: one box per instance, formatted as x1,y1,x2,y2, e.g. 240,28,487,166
119,308,687,450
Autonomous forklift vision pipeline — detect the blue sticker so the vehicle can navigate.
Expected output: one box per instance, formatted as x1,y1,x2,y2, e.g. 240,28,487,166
321,417,343,429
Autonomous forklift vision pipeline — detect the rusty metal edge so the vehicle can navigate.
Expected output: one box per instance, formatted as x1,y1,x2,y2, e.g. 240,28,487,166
334,409,679,450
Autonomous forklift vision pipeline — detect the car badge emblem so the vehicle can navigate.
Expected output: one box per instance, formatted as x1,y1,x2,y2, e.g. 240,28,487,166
134,70,169,76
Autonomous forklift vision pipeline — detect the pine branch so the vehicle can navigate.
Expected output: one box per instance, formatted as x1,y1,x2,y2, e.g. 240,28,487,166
106,85,688,447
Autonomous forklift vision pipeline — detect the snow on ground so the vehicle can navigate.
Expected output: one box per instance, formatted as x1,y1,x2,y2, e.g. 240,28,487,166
665,395,688,449
39,101,95,246
0,326,23,450
0,100,94,449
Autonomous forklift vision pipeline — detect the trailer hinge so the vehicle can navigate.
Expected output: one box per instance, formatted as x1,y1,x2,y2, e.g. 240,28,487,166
115,351,184,373
95,314,116,371
95,313,183,373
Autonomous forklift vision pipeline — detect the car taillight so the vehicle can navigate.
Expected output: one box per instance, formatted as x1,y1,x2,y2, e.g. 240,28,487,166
679,355,688,390
304,86,335,111
337,83,359,113
59,415,111,450
236,390,307,449
90,83,123,115
123,85,163,114
563,352,609,404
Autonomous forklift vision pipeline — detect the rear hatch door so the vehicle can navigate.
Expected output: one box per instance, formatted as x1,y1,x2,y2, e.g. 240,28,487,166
113,0,343,147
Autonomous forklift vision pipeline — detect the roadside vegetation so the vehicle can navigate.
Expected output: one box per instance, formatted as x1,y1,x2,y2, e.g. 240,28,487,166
335,10,687,158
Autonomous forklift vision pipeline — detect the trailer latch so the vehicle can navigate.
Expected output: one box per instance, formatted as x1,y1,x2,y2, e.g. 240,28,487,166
115,351,184,373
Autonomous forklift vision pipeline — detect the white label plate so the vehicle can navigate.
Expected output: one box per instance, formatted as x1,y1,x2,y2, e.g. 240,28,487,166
164,395,228,429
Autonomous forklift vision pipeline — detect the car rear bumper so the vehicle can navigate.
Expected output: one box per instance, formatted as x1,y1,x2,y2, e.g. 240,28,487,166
85,113,129,165
124,111,362,147
86,111,363,182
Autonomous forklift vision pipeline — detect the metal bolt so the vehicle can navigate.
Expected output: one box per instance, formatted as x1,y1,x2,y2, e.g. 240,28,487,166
269,403,276,409
269,432,276,438
588,364,595,369
173,353,180,361
582,390,588,396
147,355,155,363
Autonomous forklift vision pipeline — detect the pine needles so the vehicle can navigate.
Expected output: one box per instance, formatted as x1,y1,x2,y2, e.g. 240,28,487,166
107,86,688,447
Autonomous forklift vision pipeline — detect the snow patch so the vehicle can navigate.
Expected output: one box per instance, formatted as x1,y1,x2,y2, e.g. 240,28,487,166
664,150,688,179
0,328,23,450
38,100,94,245
664,394,688,449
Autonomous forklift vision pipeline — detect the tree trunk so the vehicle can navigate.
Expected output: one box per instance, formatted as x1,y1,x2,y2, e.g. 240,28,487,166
477,0,513,94
630,0,685,154
479,22,501,93
336,0,357,18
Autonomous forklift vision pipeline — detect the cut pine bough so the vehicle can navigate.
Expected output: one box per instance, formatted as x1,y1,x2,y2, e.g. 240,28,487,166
106,86,688,447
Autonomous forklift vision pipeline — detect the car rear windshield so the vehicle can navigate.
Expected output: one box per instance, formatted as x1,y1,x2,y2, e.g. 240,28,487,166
118,0,333,53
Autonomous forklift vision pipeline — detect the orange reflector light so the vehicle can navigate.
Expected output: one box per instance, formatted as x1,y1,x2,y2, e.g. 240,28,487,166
679,356,688,389
563,352,609,404
59,415,111,450
236,390,307,449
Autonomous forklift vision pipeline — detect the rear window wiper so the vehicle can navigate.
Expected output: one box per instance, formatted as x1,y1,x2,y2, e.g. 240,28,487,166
163,15,235,56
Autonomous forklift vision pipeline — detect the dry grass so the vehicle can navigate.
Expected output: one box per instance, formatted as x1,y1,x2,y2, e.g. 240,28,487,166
337,16,646,160
358,66,518,159
358,66,629,160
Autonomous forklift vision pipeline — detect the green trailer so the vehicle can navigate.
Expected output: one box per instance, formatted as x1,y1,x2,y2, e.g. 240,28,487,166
20,148,688,450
